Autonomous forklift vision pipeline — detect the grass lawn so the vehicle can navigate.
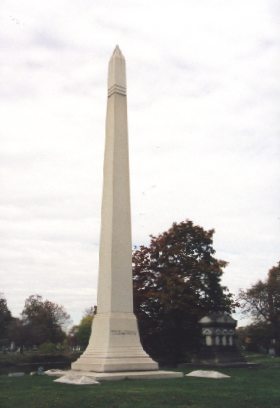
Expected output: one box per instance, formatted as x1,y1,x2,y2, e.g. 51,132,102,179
0,355,279,408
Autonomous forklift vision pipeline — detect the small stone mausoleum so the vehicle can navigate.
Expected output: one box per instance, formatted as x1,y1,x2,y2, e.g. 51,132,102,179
191,312,245,366
200,313,236,347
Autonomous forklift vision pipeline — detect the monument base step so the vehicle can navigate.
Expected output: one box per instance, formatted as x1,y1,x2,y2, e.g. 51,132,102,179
53,370,183,381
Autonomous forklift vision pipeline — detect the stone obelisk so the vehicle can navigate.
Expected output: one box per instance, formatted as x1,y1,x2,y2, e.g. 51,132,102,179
72,46,158,372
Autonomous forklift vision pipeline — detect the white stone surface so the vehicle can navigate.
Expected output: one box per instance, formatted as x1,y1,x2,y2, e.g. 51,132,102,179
8,372,25,377
87,370,183,381
53,370,183,381
72,46,158,373
186,370,230,379
54,374,100,385
45,369,67,377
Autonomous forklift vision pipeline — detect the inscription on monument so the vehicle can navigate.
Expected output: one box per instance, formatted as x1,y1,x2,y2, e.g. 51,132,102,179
111,330,137,336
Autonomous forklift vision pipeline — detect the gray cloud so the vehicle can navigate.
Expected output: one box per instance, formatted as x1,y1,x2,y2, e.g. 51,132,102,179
32,30,70,50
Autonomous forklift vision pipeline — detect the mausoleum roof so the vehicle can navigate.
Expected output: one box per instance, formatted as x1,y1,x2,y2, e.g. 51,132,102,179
199,312,236,327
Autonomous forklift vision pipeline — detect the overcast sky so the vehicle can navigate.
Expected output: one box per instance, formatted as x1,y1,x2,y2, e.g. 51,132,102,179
1,0,279,326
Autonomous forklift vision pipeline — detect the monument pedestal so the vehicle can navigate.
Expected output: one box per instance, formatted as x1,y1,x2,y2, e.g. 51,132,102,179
90,370,183,381
72,313,158,372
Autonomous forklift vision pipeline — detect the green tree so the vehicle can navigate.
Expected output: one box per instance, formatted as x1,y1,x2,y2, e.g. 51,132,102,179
239,261,280,354
6,317,25,348
237,322,273,353
73,307,96,349
21,295,70,347
132,220,236,364
0,294,12,347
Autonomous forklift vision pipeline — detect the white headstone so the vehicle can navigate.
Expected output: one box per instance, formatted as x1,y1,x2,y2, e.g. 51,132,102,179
186,370,230,379
54,374,100,385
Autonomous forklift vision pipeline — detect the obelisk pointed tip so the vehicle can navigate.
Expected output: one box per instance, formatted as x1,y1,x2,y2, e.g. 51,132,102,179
111,45,124,59
108,45,126,93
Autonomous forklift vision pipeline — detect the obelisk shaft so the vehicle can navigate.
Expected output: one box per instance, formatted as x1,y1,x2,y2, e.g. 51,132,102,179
98,46,133,313
72,47,158,372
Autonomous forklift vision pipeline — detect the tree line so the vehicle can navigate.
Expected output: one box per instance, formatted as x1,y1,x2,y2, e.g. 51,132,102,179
237,261,280,355
1,220,279,362
0,294,71,352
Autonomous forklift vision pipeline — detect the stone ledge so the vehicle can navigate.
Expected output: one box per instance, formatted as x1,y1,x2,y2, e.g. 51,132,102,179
53,370,183,381
179,362,259,369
